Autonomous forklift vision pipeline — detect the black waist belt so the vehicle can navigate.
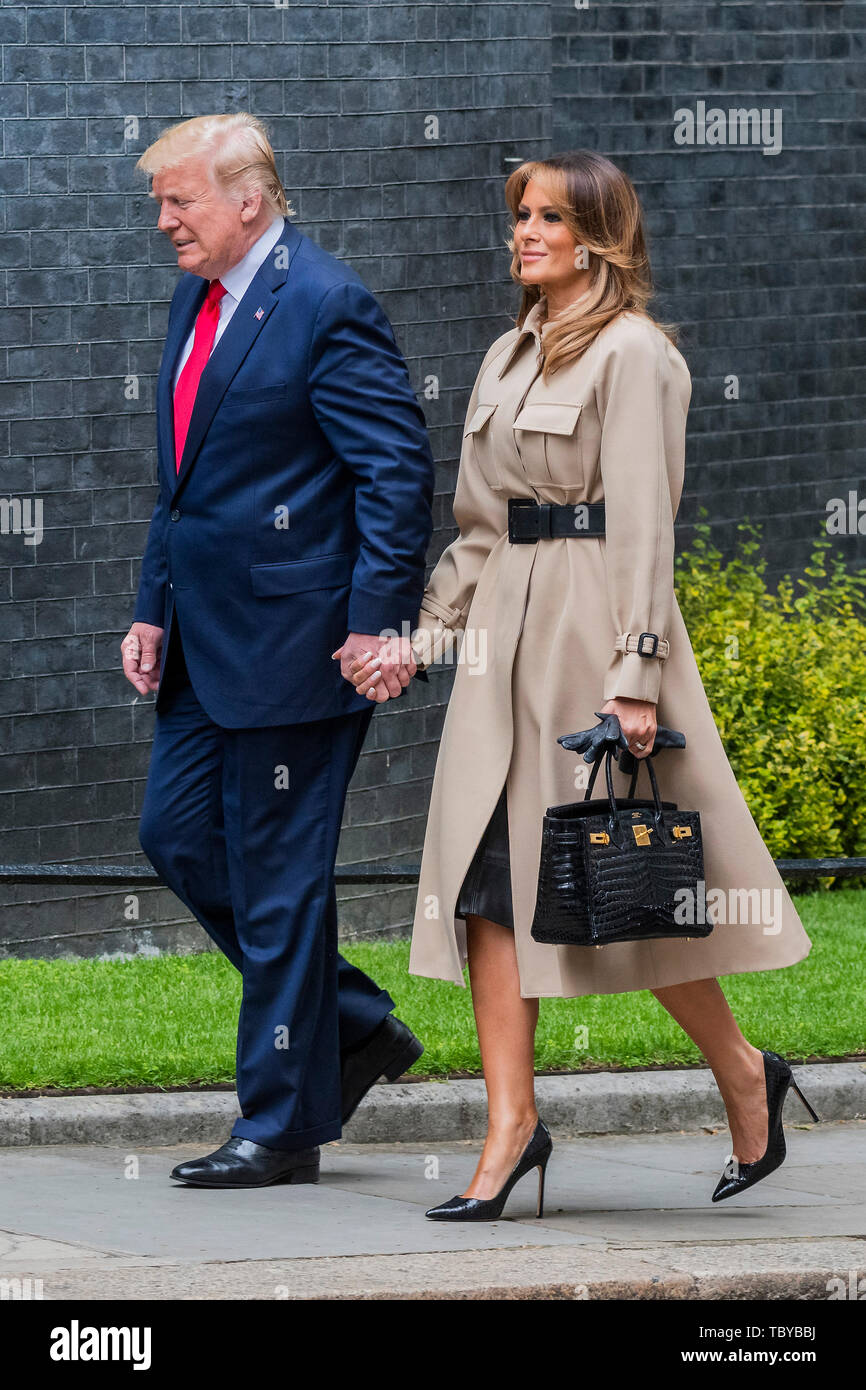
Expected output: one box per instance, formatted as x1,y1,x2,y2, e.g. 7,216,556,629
507,497,605,543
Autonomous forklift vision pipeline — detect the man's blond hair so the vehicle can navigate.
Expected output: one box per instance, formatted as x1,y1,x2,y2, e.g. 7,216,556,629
137,113,292,218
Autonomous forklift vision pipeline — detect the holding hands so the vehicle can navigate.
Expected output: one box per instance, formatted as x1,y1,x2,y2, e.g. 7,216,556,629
333,633,420,702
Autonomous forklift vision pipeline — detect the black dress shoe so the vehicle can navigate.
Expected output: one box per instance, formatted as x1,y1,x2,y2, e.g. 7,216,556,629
170,1137,320,1188
341,1014,424,1124
711,1050,820,1203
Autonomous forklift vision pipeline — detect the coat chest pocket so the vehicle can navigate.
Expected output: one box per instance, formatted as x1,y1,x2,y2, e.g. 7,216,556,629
222,382,289,408
463,401,504,491
513,401,583,488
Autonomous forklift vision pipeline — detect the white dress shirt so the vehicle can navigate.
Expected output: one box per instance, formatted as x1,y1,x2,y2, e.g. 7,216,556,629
172,216,285,389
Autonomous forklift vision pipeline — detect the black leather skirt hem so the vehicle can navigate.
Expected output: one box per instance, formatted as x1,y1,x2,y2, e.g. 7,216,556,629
454,784,515,930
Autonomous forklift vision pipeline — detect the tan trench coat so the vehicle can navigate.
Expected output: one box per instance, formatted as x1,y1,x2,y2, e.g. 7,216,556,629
407,300,812,998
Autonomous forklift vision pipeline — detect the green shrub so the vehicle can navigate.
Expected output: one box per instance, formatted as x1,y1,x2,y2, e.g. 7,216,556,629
674,520,866,874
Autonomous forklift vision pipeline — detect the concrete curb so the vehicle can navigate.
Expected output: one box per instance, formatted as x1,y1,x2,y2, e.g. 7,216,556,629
1,1061,864,1148
16,1244,866,1301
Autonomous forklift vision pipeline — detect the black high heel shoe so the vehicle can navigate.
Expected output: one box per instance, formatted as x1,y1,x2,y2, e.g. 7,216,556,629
711,1049,820,1203
425,1118,553,1221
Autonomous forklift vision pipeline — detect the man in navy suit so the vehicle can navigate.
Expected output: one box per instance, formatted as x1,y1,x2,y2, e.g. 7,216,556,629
121,114,434,1187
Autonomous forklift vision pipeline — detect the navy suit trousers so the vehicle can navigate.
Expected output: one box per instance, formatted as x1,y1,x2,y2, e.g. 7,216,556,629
139,616,394,1150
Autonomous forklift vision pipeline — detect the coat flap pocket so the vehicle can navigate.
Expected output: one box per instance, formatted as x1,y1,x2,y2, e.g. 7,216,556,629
513,402,582,436
249,551,355,597
464,401,498,435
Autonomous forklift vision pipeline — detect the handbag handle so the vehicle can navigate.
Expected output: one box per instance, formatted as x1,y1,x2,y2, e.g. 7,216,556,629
566,713,685,831
584,746,665,833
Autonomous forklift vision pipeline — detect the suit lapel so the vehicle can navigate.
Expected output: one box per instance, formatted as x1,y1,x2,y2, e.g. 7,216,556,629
172,219,303,497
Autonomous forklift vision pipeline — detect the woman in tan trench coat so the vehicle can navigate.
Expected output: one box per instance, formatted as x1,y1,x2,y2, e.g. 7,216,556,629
348,152,814,1217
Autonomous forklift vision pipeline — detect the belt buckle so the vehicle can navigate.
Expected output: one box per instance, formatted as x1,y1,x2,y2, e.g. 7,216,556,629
508,497,538,544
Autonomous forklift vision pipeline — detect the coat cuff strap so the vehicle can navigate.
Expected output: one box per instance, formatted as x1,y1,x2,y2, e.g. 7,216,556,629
417,594,464,628
614,630,670,660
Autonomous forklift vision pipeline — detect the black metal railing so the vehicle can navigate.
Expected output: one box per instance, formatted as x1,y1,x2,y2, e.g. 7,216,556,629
2,857,866,888
0,861,415,950
0,858,862,952
0,862,420,887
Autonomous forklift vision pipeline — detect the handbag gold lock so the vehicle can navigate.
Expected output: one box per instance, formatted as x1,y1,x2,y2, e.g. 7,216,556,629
672,825,692,839
589,831,610,845
632,824,653,846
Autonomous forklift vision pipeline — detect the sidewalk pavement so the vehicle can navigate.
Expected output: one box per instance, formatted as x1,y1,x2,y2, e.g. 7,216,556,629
1,1121,864,1300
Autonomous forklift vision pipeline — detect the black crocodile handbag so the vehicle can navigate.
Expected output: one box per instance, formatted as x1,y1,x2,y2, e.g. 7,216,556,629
530,742,708,947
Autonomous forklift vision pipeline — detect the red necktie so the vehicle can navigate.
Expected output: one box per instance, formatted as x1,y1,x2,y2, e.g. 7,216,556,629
173,279,227,472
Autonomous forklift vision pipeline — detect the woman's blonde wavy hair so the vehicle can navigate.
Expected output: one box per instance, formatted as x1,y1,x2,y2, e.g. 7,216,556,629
505,151,678,379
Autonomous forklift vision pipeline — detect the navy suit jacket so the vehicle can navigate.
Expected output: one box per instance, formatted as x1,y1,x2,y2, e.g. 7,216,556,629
134,218,435,727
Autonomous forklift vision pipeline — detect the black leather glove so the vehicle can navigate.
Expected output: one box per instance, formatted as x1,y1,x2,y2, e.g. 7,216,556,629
558,712,686,770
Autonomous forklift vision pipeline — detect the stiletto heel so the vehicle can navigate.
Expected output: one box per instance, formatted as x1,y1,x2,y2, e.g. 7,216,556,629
425,1119,553,1222
536,1156,547,1219
711,1050,820,1203
790,1079,820,1124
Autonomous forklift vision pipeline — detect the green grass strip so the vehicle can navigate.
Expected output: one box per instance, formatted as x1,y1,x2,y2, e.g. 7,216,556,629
0,888,862,1091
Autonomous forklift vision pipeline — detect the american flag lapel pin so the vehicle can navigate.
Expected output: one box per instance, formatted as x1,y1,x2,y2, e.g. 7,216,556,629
254,306,264,320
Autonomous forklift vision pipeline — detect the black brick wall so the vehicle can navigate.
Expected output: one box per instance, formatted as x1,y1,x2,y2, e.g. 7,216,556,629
1,2,863,956
0,1,552,956
553,1,866,577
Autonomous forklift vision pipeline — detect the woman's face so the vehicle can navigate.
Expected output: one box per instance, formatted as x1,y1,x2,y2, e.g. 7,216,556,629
514,177,585,296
